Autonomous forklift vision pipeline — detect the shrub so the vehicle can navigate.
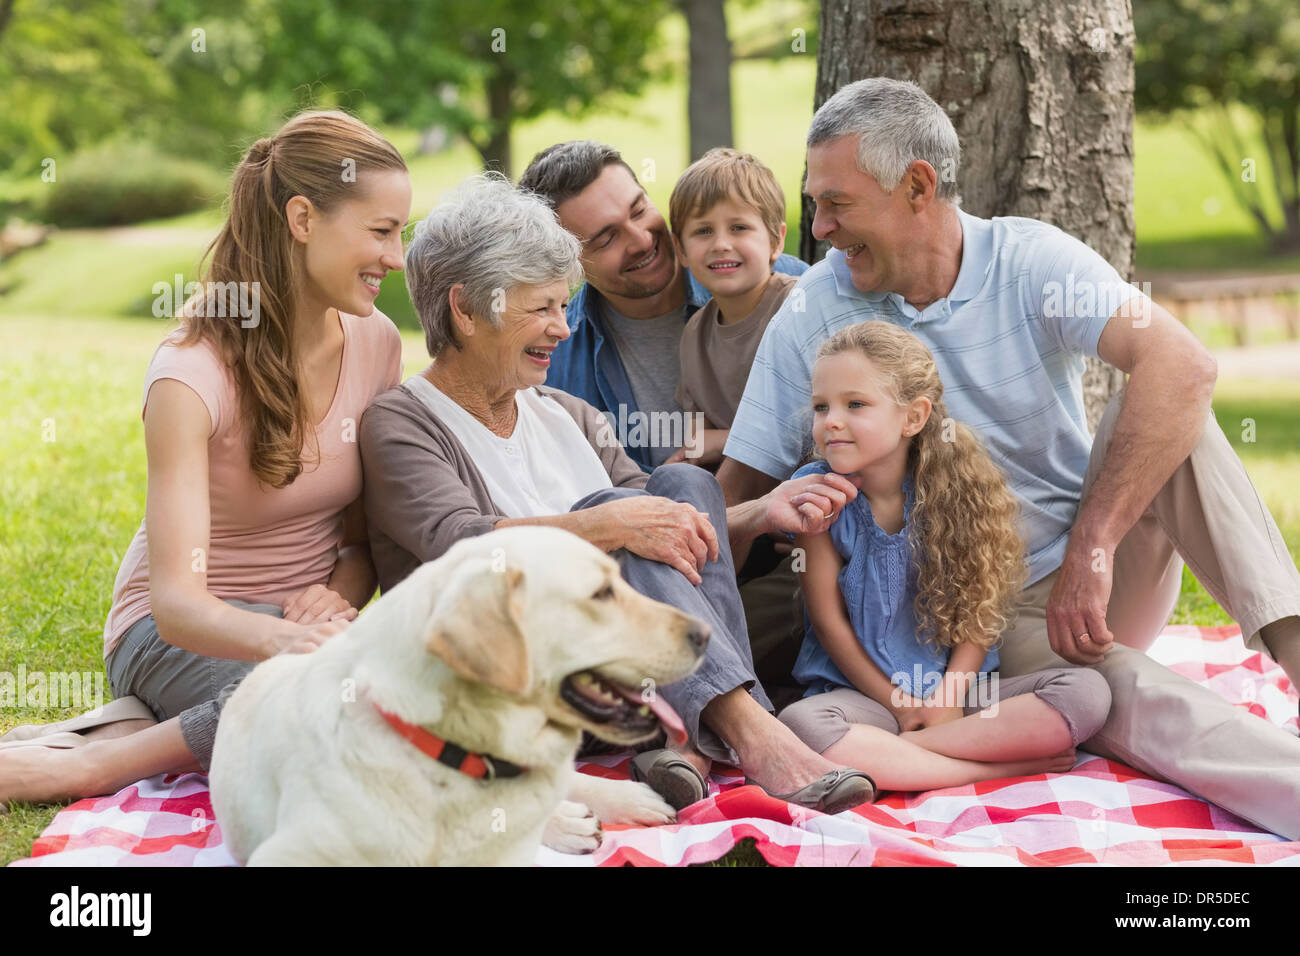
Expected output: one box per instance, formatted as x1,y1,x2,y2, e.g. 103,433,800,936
40,142,227,227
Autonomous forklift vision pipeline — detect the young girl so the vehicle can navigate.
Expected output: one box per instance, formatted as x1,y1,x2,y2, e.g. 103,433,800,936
0,110,410,806
778,321,1113,792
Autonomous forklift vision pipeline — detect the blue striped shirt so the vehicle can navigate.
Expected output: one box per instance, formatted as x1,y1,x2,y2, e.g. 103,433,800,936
725,210,1145,585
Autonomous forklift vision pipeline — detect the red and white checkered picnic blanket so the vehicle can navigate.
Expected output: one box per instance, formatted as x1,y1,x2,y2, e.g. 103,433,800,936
11,625,1299,867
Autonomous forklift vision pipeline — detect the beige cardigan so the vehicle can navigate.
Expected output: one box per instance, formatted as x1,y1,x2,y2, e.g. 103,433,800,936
358,382,649,593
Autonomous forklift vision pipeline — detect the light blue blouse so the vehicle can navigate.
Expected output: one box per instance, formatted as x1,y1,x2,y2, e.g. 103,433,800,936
791,461,999,698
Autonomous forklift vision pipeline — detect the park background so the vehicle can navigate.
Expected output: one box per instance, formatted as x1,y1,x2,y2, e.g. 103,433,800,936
1,0,1298,862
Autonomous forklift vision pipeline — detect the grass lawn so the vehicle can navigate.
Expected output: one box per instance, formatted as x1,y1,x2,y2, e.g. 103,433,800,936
1,311,1297,864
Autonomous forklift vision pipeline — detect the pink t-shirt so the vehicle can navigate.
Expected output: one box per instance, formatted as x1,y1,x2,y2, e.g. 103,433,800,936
102,309,403,657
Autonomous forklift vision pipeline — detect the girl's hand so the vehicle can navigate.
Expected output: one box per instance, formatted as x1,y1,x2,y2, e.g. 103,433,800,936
274,617,351,655
282,584,358,626
888,690,929,733
920,704,966,729
763,472,860,537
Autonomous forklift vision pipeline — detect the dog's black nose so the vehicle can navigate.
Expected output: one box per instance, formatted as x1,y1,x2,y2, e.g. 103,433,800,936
686,621,711,655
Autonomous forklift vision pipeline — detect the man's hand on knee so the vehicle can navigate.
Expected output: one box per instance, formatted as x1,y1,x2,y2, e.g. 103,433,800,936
1046,543,1116,665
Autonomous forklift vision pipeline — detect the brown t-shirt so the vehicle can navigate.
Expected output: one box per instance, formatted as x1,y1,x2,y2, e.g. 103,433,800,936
358,382,648,593
675,272,798,430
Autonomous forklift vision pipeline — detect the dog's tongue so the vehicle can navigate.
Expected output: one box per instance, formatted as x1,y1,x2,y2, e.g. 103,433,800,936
612,683,688,746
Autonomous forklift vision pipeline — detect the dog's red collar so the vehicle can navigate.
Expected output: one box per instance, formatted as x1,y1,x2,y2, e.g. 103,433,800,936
372,702,525,780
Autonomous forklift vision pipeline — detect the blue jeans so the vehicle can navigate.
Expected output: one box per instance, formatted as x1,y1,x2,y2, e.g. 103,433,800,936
571,464,772,764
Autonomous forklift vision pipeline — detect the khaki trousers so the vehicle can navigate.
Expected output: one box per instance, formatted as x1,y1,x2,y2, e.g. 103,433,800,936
997,388,1300,839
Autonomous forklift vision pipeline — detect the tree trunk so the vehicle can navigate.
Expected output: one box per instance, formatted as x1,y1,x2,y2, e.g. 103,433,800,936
804,0,1135,431
479,69,514,176
682,0,735,160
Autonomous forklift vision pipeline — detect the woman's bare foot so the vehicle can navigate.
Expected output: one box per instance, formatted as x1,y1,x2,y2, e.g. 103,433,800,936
1,717,199,809
0,746,95,806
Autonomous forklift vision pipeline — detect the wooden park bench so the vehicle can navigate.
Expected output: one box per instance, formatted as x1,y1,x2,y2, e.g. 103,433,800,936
1142,272,1300,347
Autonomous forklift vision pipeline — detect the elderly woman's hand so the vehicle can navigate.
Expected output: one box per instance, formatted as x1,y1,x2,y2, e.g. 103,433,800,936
595,496,720,586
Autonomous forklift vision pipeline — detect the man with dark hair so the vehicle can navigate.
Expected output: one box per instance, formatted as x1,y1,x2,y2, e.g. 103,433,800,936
519,140,808,472
521,141,813,711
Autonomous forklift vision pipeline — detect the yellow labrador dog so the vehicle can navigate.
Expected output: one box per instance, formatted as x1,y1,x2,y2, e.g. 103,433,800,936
209,527,708,866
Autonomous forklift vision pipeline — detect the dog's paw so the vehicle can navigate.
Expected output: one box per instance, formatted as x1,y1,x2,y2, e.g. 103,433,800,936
570,776,676,826
541,800,603,854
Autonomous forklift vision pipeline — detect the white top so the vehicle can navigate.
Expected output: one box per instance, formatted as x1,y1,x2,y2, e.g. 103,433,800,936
405,374,614,519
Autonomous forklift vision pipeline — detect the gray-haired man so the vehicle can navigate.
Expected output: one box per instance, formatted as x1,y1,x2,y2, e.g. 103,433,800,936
719,77,1300,838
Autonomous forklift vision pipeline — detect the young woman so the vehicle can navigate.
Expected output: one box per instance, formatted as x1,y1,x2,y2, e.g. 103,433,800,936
0,110,411,807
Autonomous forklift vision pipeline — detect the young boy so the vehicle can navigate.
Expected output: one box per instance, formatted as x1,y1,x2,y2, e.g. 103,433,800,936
667,148,798,468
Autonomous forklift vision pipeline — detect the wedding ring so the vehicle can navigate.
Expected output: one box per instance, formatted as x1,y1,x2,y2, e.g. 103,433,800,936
1077,632,1091,643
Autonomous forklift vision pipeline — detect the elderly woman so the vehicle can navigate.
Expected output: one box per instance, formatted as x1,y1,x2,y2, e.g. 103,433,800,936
358,173,871,813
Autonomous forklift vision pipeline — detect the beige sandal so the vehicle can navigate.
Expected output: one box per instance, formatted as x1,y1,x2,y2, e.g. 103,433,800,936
0,695,155,743
0,731,94,752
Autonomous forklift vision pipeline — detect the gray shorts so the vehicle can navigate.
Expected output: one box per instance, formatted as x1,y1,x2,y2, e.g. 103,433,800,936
777,667,1112,755
105,598,283,771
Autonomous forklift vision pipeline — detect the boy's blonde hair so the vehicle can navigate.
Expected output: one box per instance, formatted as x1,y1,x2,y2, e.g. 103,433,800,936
669,147,786,246
816,321,1028,652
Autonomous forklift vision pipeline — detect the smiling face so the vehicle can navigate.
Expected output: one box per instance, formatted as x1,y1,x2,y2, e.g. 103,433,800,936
297,168,412,317
553,163,679,305
467,279,573,392
804,135,917,295
811,349,924,476
672,195,783,300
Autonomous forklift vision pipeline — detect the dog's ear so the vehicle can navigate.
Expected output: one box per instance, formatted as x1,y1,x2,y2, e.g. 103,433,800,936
424,559,530,696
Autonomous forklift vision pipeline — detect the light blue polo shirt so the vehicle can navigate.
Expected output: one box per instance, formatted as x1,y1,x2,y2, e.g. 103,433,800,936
725,209,1145,585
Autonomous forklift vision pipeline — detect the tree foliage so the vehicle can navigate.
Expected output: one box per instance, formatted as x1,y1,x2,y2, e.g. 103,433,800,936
1135,0,1300,250
260,0,671,175
1,0,671,180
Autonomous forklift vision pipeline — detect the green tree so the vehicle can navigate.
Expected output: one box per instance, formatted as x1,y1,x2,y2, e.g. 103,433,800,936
3,1,673,182
1135,0,1300,251
260,0,672,177
0,0,282,174
0,0,169,172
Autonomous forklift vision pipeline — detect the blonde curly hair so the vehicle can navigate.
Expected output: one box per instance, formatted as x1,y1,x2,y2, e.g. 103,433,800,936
815,321,1028,653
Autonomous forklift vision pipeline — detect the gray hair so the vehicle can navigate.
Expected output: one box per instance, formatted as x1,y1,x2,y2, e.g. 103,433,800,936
404,172,584,357
807,78,961,202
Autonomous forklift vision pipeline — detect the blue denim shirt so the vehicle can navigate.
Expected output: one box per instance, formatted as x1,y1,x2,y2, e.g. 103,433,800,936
791,461,999,699
550,254,809,470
